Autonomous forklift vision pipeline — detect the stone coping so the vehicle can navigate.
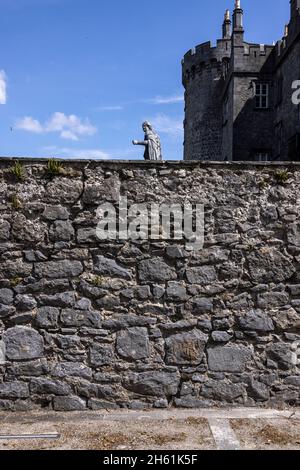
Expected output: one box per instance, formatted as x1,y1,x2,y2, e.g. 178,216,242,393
1,156,300,168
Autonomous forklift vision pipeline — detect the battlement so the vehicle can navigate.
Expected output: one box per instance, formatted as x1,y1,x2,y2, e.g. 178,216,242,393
243,43,274,57
182,39,231,86
275,11,300,64
183,0,300,163
182,39,231,66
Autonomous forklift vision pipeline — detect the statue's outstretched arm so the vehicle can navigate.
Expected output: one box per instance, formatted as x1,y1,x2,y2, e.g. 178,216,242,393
132,140,148,146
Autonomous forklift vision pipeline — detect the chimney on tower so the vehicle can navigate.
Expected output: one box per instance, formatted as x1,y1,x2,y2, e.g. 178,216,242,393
222,10,232,39
233,0,244,32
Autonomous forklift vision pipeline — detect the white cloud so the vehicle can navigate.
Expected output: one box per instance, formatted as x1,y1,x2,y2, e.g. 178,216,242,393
150,113,184,138
16,116,43,133
0,70,7,105
42,146,140,160
16,112,97,141
42,146,111,160
96,105,124,111
148,94,184,105
61,148,111,159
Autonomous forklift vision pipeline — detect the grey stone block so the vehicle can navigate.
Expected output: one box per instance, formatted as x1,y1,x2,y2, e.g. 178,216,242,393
3,326,44,360
53,396,86,411
207,345,252,372
166,330,208,365
116,327,150,361
138,258,177,283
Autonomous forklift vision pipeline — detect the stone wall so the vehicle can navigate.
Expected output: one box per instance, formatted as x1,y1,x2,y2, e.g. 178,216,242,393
0,158,299,412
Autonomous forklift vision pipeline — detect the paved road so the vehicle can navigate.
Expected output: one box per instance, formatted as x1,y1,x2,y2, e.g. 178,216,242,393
0,408,299,450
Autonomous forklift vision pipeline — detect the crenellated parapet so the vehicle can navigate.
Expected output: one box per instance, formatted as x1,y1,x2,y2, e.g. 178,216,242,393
182,39,231,87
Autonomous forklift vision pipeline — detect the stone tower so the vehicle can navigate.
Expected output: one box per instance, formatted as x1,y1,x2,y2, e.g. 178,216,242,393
182,0,300,162
182,10,232,161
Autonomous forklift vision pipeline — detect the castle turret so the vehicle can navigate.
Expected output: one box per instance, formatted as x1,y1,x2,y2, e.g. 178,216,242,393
222,10,231,39
290,0,300,20
232,0,244,45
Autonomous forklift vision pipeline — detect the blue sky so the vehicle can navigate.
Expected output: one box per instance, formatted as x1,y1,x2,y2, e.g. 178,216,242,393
0,0,290,160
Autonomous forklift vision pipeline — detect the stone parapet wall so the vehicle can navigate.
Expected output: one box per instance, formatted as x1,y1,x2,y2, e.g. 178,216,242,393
0,158,299,411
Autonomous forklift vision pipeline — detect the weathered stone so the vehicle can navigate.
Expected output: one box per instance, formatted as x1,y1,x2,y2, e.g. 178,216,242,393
287,223,300,247
267,343,296,370
197,319,213,332
12,214,47,243
116,327,150,360
288,285,300,296
166,245,187,259
0,288,14,305
46,178,83,204
88,399,119,410
36,307,60,329
213,317,234,330
52,362,92,380
8,359,49,377
93,256,131,280
202,380,245,402
207,345,252,372
0,219,10,241
49,220,75,242
124,371,180,397
248,249,295,283
35,260,83,279
42,205,70,221
257,292,290,309
79,280,106,299
54,334,82,350
83,175,121,204
238,310,274,332
284,376,300,386
97,384,124,401
0,382,29,399
30,378,71,396
16,279,70,295
39,292,76,308
102,315,156,330
3,326,44,360
0,400,12,411
53,396,86,411
90,343,114,367
9,312,34,325
24,250,47,262
165,330,208,365
272,308,300,331
0,305,15,319
192,297,214,313
96,294,120,310
1,161,300,410
186,266,217,285
121,286,151,301
15,294,37,311
77,227,98,244
75,298,93,310
158,319,198,334
0,340,6,364
61,309,101,328
153,285,165,299
174,398,210,408
0,259,32,278
211,331,232,343
138,258,177,283
261,205,278,222
193,248,230,265
248,379,270,401
166,282,187,301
